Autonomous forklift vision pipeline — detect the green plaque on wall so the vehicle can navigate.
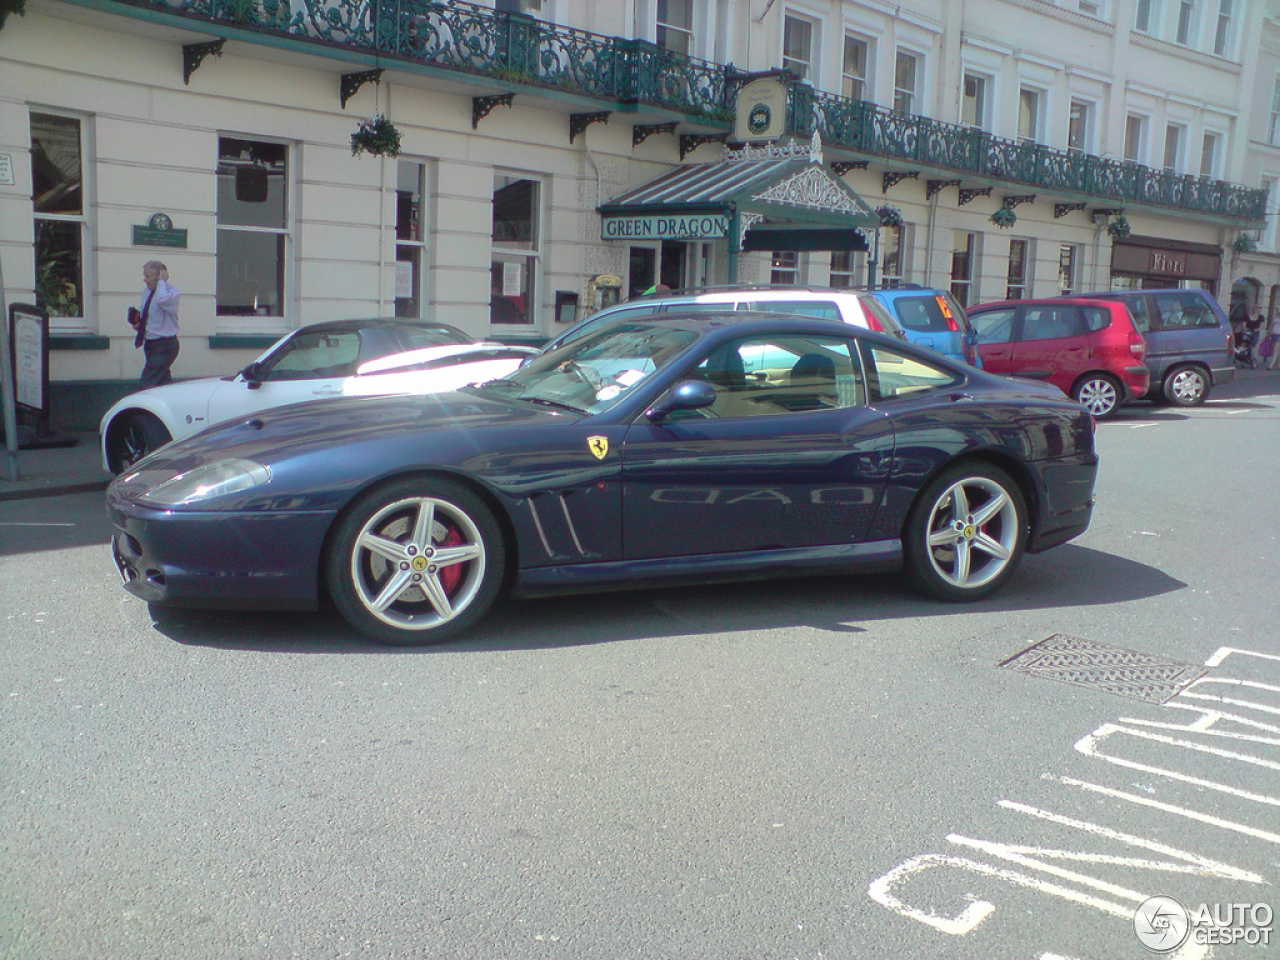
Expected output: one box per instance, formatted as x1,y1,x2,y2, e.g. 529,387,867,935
132,212,188,248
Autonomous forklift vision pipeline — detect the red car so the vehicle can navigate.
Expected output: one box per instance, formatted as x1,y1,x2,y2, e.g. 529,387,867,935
966,298,1149,418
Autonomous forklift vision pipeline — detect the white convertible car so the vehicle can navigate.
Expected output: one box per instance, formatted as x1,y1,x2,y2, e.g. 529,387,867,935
101,318,537,472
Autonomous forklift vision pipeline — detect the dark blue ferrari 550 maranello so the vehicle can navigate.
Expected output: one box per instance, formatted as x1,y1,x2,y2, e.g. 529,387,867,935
107,313,1098,645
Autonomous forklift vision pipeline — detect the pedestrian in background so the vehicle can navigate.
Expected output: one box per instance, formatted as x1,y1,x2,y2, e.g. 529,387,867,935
131,260,181,389
1266,311,1280,370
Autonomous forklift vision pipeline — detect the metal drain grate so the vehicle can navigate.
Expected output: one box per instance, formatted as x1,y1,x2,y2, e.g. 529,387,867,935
999,634,1207,704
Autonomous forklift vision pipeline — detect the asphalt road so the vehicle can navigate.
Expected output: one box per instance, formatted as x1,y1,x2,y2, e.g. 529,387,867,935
1,378,1277,960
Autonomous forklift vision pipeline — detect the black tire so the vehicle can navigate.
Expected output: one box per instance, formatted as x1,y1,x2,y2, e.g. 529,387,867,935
1162,364,1210,406
1071,373,1122,419
326,477,505,645
106,412,172,474
903,462,1027,602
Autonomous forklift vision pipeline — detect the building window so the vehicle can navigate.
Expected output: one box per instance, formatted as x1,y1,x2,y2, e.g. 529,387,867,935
1135,0,1155,32
1176,0,1195,44
491,173,540,325
843,35,869,101
30,112,86,328
962,74,989,130
1200,133,1220,178
950,231,976,307
770,250,801,285
1068,100,1091,153
783,15,814,80
395,161,427,319
880,225,906,285
1124,115,1146,162
1078,0,1101,14
1271,77,1280,145
1262,177,1278,251
1059,244,1079,296
216,137,288,324
1006,239,1030,300
1214,0,1232,54
894,51,919,114
1163,124,1183,172
1017,88,1042,142
657,0,693,55
829,250,864,288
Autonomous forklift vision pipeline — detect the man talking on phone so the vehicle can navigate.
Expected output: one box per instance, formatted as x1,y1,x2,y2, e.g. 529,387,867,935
131,260,181,389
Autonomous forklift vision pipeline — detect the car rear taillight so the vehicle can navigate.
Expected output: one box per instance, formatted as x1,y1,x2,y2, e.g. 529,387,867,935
1128,328,1146,360
936,296,961,332
860,302,885,333
1227,329,1235,357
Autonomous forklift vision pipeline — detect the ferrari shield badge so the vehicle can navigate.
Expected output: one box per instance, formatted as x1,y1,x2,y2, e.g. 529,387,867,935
587,436,609,460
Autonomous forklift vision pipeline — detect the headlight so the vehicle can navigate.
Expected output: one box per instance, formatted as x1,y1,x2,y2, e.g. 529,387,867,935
136,459,272,506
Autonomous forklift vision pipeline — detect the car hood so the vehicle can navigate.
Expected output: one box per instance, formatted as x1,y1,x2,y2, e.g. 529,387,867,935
110,389,573,500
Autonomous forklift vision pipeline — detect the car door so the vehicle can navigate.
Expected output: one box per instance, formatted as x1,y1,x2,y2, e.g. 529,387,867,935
970,307,1017,375
206,328,364,426
1010,305,1086,393
619,332,895,559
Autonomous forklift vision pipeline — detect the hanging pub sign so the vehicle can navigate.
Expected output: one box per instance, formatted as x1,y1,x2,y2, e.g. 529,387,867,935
132,212,189,248
734,77,788,143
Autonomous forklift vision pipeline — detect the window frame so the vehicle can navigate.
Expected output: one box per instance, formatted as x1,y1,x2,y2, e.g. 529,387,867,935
893,49,920,114
1067,99,1093,153
950,230,978,308
490,170,544,328
1163,123,1185,173
1124,114,1147,163
1135,0,1157,33
1213,0,1233,55
1058,244,1080,296
842,33,871,101
30,110,90,334
962,72,991,131
1017,86,1045,143
656,0,694,56
394,160,428,320
1006,238,1031,301
1176,0,1196,45
782,13,817,81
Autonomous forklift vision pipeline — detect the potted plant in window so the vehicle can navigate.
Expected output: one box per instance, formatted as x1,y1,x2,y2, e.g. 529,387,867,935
875,204,903,227
1232,233,1257,254
990,205,1017,229
351,114,402,158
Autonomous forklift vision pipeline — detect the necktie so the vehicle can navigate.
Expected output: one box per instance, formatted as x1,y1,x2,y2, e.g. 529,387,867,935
135,287,156,348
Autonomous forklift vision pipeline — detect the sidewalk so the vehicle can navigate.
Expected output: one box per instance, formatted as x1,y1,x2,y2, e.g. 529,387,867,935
0,431,111,502
1,364,1277,502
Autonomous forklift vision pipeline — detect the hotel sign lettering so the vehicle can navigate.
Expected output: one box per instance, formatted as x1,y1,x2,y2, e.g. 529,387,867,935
602,214,730,241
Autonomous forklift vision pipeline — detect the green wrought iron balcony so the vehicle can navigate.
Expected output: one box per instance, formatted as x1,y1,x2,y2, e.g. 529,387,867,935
81,0,1266,223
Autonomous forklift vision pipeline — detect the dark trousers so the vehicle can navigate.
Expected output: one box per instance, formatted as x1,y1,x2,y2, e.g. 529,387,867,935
140,336,180,389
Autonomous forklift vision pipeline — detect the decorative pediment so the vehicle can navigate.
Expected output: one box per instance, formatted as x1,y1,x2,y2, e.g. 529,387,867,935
753,167,864,214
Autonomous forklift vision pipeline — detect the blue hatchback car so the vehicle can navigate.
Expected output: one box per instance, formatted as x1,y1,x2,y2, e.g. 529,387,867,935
862,286,982,367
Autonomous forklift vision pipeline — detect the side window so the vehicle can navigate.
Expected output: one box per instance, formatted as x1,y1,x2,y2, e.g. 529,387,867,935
1153,294,1190,329
748,300,843,321
1082,306,1111,332
1171,292,1218,328
970,308,1015,344
263,331,361,380
861,344,962,402
687,335,864,418
1022,306,1081,341
1120,296,1151,332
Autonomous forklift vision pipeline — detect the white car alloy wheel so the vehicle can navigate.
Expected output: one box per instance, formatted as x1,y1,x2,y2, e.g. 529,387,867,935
904,464,1027,602
1163,365,1208,406
328,478,504,644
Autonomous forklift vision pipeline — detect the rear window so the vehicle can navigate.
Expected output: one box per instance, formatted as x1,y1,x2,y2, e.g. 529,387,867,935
891,295,955,333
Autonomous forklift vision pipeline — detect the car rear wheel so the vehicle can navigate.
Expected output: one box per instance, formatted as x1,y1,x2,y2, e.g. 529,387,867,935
1072,373,1122,419
903,463,1027,602
1162,364,1209,406
326,477,505,645
106,412,172,474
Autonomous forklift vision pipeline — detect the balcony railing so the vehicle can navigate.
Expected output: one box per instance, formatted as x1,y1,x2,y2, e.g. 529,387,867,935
104,0,1267,222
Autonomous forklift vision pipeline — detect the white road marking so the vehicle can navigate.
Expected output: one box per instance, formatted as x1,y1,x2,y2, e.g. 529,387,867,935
1204,646,1280,668
0,522,75,527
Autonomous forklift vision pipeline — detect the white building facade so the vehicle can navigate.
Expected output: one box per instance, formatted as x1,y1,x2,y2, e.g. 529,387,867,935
0,0,1272,423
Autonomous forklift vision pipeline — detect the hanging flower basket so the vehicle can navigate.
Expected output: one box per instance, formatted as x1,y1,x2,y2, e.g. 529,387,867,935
0,0,26,31
989,206,1017,229
1232,233,1258,253
1106,214,1131,241
875,204,903,228
351,114,402,158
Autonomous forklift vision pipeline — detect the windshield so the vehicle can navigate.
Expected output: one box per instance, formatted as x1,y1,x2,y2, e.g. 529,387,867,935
474,321,699,414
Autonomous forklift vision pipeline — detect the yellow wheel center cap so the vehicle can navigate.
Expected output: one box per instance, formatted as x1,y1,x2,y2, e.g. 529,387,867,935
411,555,429,571
963,524,976,539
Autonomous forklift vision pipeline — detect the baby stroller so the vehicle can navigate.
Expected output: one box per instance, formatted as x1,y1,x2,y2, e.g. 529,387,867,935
1234,326,1259,368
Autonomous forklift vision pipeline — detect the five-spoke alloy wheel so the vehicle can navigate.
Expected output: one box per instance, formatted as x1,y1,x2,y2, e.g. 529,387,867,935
327,477,505,645
106,412,173,474
904,463,1027,602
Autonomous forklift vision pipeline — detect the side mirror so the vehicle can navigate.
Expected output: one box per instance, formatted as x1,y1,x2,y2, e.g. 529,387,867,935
645,379,717,422
241,361,264,389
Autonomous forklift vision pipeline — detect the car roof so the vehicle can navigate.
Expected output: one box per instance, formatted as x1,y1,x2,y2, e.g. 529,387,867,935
293,317,475,340
970,297,1122,310
577,309,927,350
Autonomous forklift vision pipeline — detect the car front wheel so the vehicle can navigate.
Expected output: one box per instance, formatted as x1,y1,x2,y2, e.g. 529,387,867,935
106,412,172,474
326,477,505,645
1162,364,1209,406
903,463,1027,602
1072,373,1122,419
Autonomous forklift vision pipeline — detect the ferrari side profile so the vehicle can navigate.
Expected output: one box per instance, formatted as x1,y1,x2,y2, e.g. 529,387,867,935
107,313,1098,645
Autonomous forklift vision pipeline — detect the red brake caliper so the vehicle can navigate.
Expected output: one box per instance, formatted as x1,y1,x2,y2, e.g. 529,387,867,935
437,526,464,595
